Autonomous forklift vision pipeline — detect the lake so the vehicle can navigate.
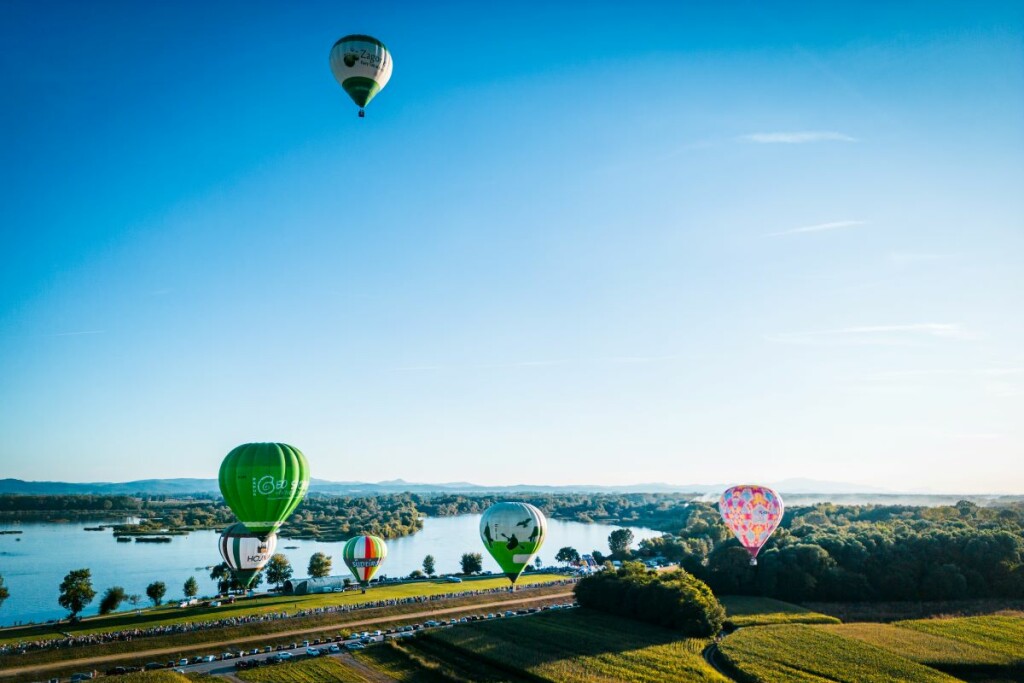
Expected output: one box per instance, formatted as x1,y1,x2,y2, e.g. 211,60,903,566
0,515,660,626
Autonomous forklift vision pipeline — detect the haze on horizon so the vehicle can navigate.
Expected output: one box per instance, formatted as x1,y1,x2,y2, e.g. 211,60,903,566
1,2,1021,494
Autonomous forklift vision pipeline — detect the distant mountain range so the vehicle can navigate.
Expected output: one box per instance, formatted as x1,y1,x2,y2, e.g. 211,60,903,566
0,476,895,496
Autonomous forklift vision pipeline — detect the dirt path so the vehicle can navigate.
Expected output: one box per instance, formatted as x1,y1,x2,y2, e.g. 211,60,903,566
1,592,573,679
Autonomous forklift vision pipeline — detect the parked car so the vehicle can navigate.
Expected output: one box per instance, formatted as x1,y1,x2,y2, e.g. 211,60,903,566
203,655,216,663
446,576,462,583
345,642,365,650
306,647,320,657
276,652,293,661
327,644,341,653
178,659,189,667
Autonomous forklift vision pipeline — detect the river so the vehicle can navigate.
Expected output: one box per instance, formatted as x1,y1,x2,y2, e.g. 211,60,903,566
0,515,660,627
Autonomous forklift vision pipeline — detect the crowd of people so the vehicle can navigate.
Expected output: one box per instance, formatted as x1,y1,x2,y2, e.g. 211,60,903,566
0,577,578,656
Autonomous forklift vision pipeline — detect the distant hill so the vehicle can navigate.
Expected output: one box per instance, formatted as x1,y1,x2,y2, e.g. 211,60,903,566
0,475,940,497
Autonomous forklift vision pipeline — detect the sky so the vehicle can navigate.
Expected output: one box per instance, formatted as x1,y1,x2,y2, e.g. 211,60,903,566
1,1,1022,492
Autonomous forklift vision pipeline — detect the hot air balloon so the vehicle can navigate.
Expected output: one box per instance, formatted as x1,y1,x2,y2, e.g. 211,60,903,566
719,485,784,565
480,502,547,586
218,443,309,539
329,34,393,117
219,522,277,589
342,535,388,587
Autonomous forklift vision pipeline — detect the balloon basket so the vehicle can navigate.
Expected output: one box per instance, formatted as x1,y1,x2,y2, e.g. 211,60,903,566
358,109,365,118
749,558,758,567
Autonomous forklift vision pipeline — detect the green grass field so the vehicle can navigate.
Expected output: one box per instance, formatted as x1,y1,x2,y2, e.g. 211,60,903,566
236,656,368,682
719,596,840,627
894,615,1024,662
391,608,728,682
0,573,567,646
717,624,960,682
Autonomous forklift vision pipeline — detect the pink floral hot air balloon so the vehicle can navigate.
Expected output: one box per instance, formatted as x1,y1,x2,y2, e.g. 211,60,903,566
719,485,784,565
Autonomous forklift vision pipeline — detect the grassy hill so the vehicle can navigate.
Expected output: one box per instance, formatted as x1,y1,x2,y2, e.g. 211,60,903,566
719,596,840,628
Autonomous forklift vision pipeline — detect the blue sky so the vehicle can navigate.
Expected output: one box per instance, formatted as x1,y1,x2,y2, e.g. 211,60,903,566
1,1,1021,492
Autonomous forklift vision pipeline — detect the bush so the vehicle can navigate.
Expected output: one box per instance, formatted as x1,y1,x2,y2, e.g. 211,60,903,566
574,561,725,636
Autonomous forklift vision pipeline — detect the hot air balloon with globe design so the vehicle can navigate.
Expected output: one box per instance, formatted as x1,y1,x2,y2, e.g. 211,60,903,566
329,34,393,117
219,522,277,589
480,502,547,587
719,485,784,565
342,535,388,587
218,442,309,539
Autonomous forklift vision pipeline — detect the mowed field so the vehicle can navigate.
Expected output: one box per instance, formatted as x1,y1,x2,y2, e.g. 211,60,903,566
719,596,840,627
370,608,729,682
0,574,567,646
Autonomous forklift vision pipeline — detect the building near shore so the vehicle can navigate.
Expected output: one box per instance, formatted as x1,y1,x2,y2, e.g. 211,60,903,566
283,576,350,595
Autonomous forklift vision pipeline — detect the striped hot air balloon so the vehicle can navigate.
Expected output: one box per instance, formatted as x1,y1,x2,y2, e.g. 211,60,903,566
219,522,277,588
343,535,388,586
329,34,393,117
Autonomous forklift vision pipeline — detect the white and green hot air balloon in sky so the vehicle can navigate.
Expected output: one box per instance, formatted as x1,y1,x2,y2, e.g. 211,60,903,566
480,502,547,587
329,34,393,117
219,522,277,589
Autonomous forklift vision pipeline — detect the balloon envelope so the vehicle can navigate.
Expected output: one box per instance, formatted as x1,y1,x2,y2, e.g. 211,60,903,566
218,443,309,538
480,502,547,584
219,522,277,588
342,535,388,586
719,485,784,563
329,34,393,109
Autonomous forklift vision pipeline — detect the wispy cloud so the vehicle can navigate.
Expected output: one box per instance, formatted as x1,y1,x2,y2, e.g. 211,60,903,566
739,131,856,144
45,330,105,337
766,220,865,237
766,323,981,346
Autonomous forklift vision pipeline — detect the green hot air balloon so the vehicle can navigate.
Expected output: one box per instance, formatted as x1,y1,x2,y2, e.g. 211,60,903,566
342,535,388,587
219,522,276,589
480,502,547,586
329,34,393,117
218,443,309,538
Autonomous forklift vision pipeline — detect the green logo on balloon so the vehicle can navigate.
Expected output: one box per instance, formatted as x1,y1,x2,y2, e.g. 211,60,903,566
219,443,310,538
480,502,547,585
343,52,358,67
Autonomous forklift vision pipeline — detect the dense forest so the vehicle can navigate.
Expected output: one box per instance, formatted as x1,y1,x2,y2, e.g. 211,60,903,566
631,500,1024,603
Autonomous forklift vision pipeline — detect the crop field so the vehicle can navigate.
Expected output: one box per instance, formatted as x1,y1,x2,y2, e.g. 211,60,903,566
0,573,568,645
395,608,729,682
823,622,1012,666
719,596,840,627
354,646,449,682
236,655,368,682
895,615,1024,662
717,624,959,682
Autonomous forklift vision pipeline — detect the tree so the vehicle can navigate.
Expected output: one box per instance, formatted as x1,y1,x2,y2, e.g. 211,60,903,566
556,547,581,566
183,576,199,599
146,581,166,606
98,586,126,615
422,555,436,577
250,572,264,591
308,552,332,579
265,554,293,588
535,557,543,569
58,569,96,618
210,562,236,594
460,552,483,575
0,574,10,609
408,569,425,579
608,528,635,557
127,594,142,610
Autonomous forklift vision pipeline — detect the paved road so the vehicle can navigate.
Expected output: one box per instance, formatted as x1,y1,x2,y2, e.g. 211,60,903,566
2,592,574,680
